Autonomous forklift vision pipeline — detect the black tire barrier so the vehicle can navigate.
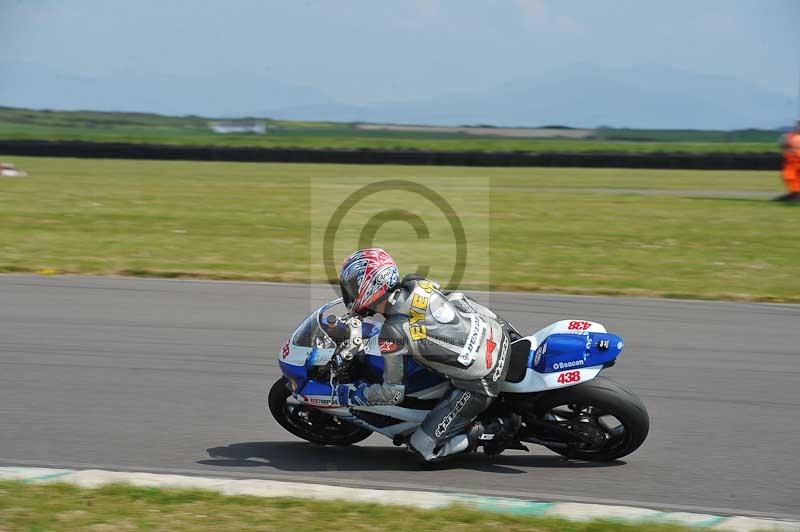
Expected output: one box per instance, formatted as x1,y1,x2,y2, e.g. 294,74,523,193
0,139,781,170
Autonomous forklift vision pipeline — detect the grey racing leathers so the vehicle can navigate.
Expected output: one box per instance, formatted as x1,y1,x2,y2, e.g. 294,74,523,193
358,277,510,461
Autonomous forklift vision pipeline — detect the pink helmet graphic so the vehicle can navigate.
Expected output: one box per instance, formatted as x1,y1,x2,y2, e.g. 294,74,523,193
339,248,400,314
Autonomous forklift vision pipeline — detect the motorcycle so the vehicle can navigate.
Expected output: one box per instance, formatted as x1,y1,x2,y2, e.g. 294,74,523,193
269,298,649,461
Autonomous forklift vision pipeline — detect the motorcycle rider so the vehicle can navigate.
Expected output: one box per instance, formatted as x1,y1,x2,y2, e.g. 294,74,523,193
335,248,520,461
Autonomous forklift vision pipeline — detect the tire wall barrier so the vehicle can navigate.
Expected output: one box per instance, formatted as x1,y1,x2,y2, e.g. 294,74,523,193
0,140,781,170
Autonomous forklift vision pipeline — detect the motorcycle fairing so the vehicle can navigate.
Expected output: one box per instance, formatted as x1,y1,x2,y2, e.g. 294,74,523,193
280,300,447,403
532,332,623,373
279,307,622,416
499,319,622,393
280,354,448,410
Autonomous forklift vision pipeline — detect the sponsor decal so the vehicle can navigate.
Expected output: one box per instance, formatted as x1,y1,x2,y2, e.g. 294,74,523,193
434,391,471,438
418,280,436,294
485,327,497,369
411,293,429,310
409,325,427,341
553,359,585,370
458,315,485,366
408,289,429,341
568,320,592,331
533,346,543,367
492,335,509,382
455,295,474,313
281,341,290,359
302,395,335,407
379,339,399,353
617,340,624,350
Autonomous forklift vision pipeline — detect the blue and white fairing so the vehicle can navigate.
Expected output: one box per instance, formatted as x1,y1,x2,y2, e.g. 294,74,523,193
500,320,624,393
277,299,447,408
277,300,626,405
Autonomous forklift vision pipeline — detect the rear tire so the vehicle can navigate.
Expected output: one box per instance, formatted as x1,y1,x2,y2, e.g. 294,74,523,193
528,376,649,461
268,377,372,446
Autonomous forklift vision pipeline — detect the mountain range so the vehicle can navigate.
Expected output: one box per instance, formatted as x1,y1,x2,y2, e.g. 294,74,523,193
0,61,795,129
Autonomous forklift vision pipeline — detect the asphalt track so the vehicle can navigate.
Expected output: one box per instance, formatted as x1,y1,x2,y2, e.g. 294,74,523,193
1,275,798,518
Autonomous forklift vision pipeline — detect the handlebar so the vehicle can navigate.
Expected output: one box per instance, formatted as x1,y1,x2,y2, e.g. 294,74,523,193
336,316,365,361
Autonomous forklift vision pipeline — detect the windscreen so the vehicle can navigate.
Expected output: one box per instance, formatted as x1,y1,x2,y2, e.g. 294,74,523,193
290,299,346,349
291,311,327,348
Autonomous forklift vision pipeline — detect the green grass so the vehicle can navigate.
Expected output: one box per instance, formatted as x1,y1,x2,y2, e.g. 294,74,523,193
594,127,783,143
0,106,782,154
0,156,797,301
0,481,697,531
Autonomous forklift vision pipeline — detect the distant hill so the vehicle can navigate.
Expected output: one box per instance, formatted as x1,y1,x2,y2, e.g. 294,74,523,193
272,64,796,130
0,61,334,117
0,61,794,130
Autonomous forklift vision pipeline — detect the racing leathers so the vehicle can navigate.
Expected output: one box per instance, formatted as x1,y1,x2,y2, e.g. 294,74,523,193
347,276,511,461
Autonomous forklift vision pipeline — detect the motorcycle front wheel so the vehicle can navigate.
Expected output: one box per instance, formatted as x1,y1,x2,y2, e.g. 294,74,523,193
268,377,373,446
522,376,649,461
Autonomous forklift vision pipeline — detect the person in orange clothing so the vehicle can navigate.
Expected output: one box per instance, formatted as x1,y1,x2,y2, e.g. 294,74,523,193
777,121,800,202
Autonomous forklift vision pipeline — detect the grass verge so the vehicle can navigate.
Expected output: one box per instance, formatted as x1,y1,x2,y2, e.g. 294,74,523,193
0,156,797,302
0,480,696,532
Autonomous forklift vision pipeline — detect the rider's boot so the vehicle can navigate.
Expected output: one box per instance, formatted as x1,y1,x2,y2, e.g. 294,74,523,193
467,413,524,456
407,414,525,462
408,428,470,462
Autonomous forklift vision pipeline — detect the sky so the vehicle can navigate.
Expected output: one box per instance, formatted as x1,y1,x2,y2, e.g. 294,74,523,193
1,0,798,125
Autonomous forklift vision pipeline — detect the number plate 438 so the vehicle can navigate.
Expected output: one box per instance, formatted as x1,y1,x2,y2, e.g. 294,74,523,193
556,370,581,384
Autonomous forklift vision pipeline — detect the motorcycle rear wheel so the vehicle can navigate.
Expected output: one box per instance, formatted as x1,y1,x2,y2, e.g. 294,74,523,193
525,376,649,461
268,377,373,446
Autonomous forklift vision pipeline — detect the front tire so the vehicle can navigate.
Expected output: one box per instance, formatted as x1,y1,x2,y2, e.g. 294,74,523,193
268,377,373,446
525,376,649,461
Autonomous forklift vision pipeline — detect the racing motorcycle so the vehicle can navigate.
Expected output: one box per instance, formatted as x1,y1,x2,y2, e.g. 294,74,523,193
269,298,649,461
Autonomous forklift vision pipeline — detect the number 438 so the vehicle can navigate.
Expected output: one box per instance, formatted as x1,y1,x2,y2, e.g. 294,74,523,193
557,371,581,384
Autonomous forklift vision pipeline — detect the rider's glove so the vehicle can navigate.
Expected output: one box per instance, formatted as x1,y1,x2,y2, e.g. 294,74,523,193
336,384,370,407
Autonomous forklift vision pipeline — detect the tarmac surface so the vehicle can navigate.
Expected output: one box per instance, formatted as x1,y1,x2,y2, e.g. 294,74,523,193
1,275,798,518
